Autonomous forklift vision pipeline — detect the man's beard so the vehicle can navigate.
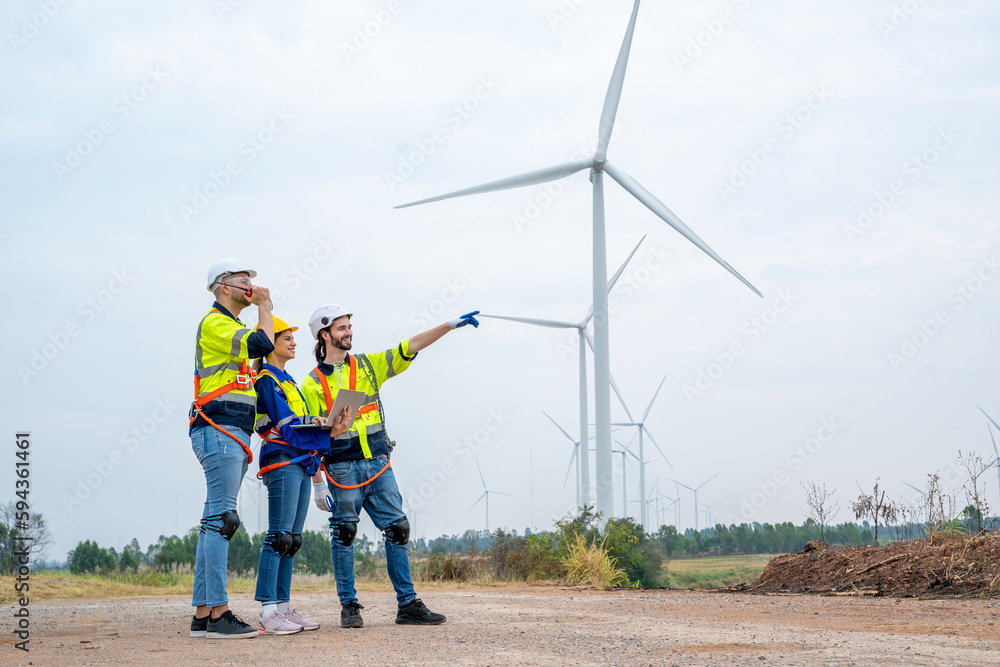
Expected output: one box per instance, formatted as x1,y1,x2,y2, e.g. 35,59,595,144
333,336,352,351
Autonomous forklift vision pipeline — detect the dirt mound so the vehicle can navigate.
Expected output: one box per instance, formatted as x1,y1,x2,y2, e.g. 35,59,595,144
742,533,1000,598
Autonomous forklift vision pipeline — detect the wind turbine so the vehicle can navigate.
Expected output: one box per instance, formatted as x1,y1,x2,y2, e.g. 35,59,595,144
612,375,673,531
396,0,762,517
467,461,514,533
543,411,598,510
977,406,1000,508
901,481,929,523
613,436,641,519
671,473,719,532
701,499,723,528
487,236,646,508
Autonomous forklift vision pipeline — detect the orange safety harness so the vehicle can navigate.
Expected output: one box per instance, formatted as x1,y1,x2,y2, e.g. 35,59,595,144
189,358,256,463
315,354,390,489
254,369,320,479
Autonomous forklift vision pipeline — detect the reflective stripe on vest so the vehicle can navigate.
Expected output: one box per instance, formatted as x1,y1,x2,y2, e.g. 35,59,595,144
254,369,310,442
313,354,379,458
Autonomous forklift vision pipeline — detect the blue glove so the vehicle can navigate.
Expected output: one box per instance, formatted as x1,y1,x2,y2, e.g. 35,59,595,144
449,310,480,329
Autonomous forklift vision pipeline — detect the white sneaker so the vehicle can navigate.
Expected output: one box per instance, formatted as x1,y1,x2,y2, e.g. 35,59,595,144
258,611,303,635
285,608,320,631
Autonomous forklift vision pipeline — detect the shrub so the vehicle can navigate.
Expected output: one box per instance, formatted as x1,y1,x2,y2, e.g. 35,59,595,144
562,534,629,588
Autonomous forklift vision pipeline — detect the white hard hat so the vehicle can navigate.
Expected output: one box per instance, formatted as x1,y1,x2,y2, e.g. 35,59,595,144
206,257,257,293
309,304,352,339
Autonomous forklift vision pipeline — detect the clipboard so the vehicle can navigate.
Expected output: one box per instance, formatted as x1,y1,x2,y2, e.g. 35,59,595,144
290,389,367,430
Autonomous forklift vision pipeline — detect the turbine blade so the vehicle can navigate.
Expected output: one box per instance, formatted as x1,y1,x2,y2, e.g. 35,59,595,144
585,234,648,325
467,492,486,513
643,427,674,470
595,0,642,161
609,373,634,422
642,374,668,422
981,406,1000,456
543,411,578,444
563,446,578,490
395,158,593,208
603,162,762,298
480,314,578,329
476,461,487,490
696,472,719,490
670,477,693,492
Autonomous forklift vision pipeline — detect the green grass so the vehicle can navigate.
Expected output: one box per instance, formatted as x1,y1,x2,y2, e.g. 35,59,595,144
662,554,777,589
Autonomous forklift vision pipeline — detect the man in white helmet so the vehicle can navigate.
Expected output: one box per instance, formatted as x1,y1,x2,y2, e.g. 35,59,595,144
300,304,480,629
188,258,273,639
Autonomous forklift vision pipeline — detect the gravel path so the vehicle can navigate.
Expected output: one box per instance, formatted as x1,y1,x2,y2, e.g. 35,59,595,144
5,587,999,665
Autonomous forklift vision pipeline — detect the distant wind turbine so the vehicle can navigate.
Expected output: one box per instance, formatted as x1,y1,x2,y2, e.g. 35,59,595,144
612,375,674,531
543,411,598,510
467,461,514,533
671,473,719,532
977,406,1000,508
396,0,761,517
486,236,646,507
613,436,641,519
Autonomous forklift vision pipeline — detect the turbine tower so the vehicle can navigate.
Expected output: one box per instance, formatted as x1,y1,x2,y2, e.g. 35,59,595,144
612,375,674,531
396,0,761,517
485,236,646,507
467,461,514,533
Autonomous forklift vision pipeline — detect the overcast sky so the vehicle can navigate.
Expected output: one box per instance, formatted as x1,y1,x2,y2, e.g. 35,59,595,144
3,0,1000,561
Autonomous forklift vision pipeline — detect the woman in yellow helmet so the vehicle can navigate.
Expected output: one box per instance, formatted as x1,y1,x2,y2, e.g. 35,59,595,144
252,316,349,634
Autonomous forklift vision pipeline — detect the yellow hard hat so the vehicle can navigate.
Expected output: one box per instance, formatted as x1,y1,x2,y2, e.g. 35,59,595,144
258,316,298,335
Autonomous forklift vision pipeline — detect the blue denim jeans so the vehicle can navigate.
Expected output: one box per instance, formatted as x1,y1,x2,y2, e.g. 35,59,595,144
326,457,415,606
191,425,249,608
254,453,311,604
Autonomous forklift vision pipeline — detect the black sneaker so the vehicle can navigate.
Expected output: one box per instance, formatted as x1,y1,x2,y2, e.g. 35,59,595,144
396,598,446,625
190,614,209,637
206,610,258,639
341,602,364,628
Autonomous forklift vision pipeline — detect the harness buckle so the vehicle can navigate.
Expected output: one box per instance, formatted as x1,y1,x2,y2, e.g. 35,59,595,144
235,374,252,390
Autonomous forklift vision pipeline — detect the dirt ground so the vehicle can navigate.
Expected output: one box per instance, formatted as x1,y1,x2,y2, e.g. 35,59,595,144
4,587,999,666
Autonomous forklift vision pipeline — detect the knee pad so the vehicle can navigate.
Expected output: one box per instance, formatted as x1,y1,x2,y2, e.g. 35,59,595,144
265,531,294,556
383,518,410,546
287,534,303,557
331,521,358,546
220,510,241,541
